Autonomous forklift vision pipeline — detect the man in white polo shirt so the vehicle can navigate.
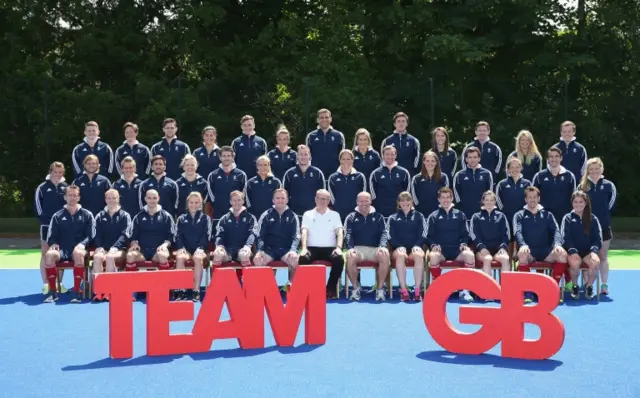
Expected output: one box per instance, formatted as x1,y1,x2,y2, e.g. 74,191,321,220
299,189,345,299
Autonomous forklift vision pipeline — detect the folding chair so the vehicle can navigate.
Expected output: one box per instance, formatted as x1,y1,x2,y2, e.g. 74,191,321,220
343,260,392,298
55,260,90,299
475,259,505,282
425,260,465,288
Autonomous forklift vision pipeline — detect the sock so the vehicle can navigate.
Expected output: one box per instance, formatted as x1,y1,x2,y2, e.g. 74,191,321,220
553,262,567,285
73,266,84,293
157,263,171,271
518,264,531,272
45,267,58,295
125,263,138,272
429,267,442,280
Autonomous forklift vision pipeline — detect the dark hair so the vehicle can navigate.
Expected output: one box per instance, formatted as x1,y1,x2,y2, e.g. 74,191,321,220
220,145,235,156
547,146,562,157
151,155,166,165
162,118,177,128
572,191,593,235
524,186,540,198
421,151,443,184
431,127,450,153
123,122,139,133
438,187,453,198
393,112,409,123
465,146,481,159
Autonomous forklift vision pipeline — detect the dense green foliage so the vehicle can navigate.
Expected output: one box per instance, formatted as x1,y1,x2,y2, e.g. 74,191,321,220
1,0,638,216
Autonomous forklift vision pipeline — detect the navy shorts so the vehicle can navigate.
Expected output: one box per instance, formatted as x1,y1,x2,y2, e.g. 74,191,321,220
441,246,461,262
603,226,613,242
578,250,592,258
530,247,552,262
40,225,49,242
484,247,501,256
141,247,158,261
264,247,288,261
58,248,73,262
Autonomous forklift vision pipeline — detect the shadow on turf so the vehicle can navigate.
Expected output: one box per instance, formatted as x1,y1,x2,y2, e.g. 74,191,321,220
416,350,563,371
61,345,321,371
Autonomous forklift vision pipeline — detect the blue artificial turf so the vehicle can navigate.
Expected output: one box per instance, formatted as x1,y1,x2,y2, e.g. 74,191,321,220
1,269,639,398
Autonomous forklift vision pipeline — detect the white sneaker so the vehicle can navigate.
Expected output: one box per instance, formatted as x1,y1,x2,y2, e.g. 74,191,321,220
375,289,386,301
459,290,474,302
349,287,361,301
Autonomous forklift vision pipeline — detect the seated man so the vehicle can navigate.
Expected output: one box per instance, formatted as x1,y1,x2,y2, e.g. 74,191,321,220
44,185,95,303
426,187,475,302
254,188,300,288
514,186,568,302
212,190,257,267
344,192,390,301
299,189,345,299
126,189,176,272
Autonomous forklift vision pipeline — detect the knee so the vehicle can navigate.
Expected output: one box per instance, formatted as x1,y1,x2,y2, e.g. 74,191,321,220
177,253,189,262
73,249,86,259
496,253,509,263
93,253,105,263
428,253,440,266
517,252,528,263
462,251,474,264
482,254,493,263
288,254,299,267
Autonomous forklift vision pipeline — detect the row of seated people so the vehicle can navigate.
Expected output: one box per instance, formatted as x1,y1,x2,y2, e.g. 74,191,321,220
42,183,603,305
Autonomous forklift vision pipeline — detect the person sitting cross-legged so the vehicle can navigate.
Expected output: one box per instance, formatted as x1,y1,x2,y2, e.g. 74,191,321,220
387,191,427,302
253,188,300,289
344,192,390,301
426,187,475,302
212,190,257,268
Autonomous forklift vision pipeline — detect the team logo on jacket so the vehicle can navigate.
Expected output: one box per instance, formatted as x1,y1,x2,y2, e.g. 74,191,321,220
488,148,492,153
573,148,577,153
506,184,511,188
239,142,244,146
159,148,165,151
62,217,67,220
310,172,314,177
561,176,564,181
47,188,52,192
123,151,129,155
479,176,483,180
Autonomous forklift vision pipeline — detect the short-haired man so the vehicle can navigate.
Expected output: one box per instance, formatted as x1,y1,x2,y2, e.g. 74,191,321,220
150,118,191,181
299,189,345,299
283,144,326,216
254,188,300,288
553,121,587,182
380,112,421,176
115,122,152,179
213,191,257,267
426,187,475,302
73,154,112,215
44,185,95,303
369,145,411,217
113,156,143,217
72,121,114,178
344,192,390,301
514,186,568,303
460,121,503,181
532,146,576,224
231,115,268,179
453,146,493,219
139,155,179,217
207,146,248,220
305,108,346,181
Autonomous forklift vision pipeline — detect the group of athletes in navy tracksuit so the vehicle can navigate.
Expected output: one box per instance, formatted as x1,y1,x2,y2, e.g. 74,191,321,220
34,113,616,303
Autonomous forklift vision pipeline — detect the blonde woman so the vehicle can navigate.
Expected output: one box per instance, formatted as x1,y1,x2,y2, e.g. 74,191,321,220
176,154,208,216
246,155,282,218
352,128,381,181
469,191,511,278
175,192,212,301
578,157,616,295
506,130,542,181
267,125,297,180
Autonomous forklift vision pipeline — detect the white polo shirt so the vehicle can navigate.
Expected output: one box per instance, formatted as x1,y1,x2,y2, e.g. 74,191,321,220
302,208,343,248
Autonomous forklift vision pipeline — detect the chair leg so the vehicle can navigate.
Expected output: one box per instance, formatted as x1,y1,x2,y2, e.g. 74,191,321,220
387,271,392,299
344,272,349,298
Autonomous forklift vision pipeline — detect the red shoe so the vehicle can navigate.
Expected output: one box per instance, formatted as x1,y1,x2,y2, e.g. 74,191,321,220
413,291,422,302
400,289,410,302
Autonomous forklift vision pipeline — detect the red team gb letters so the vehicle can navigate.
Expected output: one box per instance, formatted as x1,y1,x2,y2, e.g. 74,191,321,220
94,267,564,360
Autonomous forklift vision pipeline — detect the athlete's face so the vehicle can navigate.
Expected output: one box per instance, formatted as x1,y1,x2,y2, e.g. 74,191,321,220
547,151,562,168
298,149,310,165
84,125,99,141
315,192,330,210
340,153,354,169
272,191,288,209
145,191,159,207
50,166,64,182
257,159,270,176
84,158,99,174
383,148,396,165
394,116,408,132
122,162,136,176
317,112,331,130
572,195,586,214
399,198,412,213
357,193,372,213
220,150,234,167
588,162,603,180
476,125,489,141
152,160,165,175
276,132,290,147
508,160,523,178
187,195,203,213
525,191,540,208
241,119,255,134
356,134,370,149
203,130,217,145
163,122,177,138
105,191,120,208
183,159,197,174
230,194,244,211
519,135,532,151
65,188,80,206
438,192,453,208
561,125,575,141
124,127,137,141
423,153,437,172
466,152,480,168
435,130,447,146
482,194,497,209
